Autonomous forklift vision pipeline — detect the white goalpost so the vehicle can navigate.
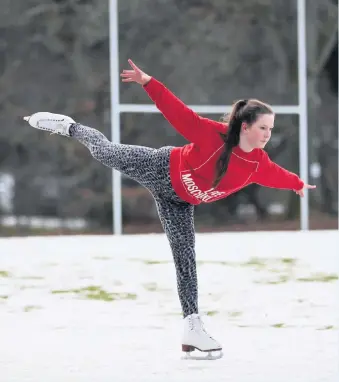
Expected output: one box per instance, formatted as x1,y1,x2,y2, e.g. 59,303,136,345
109,0,309,235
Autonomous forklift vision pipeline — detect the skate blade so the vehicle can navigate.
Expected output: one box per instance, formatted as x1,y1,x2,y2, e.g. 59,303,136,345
182,350,223,361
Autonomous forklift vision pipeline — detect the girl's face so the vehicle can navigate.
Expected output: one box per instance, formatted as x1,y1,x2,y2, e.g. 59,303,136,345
242,114,275,149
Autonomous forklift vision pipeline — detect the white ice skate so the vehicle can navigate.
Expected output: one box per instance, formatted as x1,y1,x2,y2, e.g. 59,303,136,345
23,112,75,137
181,314,223,360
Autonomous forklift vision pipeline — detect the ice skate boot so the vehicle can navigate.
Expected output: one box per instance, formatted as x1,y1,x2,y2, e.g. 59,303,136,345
182,313,223,360
23,112,75,137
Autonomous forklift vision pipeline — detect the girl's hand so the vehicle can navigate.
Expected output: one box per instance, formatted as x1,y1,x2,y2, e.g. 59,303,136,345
120,59,152,86
294,183,316,197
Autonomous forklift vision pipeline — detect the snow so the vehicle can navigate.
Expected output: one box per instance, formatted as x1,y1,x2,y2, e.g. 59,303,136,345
0,230,338,382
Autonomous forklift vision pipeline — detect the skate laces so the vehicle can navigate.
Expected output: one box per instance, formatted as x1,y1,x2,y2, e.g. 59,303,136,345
35,117,67,135
189,314,216,341
50,123,70,136
50,129,63,135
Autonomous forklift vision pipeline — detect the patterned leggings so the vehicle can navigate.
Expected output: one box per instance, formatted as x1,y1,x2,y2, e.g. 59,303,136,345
69,124,198,317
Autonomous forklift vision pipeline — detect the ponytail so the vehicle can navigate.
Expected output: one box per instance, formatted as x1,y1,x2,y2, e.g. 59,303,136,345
212,99,248,188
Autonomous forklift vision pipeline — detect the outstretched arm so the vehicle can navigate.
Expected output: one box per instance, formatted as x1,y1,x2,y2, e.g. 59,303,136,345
253,151,316,197
120,59,224,146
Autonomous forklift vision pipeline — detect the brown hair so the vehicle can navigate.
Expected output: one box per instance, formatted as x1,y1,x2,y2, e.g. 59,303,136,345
213,99,274,188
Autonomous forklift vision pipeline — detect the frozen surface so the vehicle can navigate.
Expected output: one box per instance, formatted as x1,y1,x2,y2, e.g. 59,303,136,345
0,230,338,382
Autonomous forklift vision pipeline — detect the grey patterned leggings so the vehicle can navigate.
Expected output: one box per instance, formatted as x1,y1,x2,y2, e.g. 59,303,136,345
69,123,198,317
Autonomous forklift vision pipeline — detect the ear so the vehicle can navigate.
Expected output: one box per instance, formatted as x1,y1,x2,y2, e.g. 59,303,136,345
241,122,248,131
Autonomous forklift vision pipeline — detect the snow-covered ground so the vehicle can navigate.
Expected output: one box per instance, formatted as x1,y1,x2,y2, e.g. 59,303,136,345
0,230,338,382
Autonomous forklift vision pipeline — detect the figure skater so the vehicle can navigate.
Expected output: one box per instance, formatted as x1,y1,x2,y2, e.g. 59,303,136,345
23,59,315,360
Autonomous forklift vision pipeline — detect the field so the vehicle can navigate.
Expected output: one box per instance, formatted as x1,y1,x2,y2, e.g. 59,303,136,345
1,230,338,382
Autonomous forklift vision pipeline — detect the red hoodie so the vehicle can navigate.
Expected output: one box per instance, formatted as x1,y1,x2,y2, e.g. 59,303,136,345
143,78,304,205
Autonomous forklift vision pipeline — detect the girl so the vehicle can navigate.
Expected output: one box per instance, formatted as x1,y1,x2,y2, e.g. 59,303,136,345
23,59,315,360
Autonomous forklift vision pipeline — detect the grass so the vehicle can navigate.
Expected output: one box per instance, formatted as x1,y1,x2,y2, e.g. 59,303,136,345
267,268,284,273
143,260,171,265
206,310,219,316
130,259,171,265
23,305,42,312
204,310,243,318
0,295,8,300
51,285,137,302
317,325,335,330
242,257,298,268
254,271,338,285
271,323,285,328
228,311,243,318
242,257,267,268
296,273,338,283
254,275,290,285
280,258,297,265
196,257,299,271
0,270,11,277
143,282,171,292
130,257,300,271
197,260,233,266
237,323,336,330
143,282,158,292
